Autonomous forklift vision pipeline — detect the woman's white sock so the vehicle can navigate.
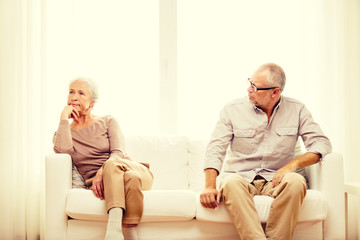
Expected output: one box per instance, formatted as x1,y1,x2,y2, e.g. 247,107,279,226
105,208,124,240
123,226,139,240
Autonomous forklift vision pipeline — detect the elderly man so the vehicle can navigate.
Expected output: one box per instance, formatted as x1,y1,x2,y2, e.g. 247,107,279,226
200,63,331,240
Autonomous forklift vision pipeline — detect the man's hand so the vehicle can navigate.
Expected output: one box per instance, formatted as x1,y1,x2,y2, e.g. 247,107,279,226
272,165,295,187
200,187,220,209
91,168,104,200
272,152,321,187
200,168,220,208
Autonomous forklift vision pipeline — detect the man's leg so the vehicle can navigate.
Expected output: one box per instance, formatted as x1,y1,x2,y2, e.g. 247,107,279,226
220,174,267,240
263,172,307,240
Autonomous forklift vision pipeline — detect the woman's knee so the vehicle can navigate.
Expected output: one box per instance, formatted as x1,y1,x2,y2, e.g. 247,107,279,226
124,171,141,186
102,159,117,177
103,158,128,175
103,158,117,170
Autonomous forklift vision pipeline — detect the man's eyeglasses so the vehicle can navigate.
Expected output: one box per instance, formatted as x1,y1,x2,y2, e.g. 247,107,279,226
248,78,278,92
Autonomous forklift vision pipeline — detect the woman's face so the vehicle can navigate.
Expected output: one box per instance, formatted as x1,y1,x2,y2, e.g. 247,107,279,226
67,80,94,115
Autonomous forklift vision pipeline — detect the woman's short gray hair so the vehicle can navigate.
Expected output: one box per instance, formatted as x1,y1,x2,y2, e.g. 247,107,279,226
257,63,286,92
69,77,99,106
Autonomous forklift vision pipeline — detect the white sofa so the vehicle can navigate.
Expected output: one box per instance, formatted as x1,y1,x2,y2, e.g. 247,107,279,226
45,136,345,240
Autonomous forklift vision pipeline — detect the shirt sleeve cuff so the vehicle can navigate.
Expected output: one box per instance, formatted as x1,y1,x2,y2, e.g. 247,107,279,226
59,119,70,128
203,160,223,174
307,141,332,159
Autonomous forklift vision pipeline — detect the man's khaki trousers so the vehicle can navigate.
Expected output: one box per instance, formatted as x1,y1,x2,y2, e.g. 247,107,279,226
220,172,306,240
87,158,154,225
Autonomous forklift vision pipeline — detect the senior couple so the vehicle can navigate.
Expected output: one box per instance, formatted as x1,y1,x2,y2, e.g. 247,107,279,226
53,63,331,240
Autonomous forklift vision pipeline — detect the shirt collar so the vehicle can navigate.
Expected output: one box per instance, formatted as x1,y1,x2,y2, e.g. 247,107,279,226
252,96,283,113
274,96,283,110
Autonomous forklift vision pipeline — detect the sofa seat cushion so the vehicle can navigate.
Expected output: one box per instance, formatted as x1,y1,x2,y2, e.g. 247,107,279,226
66,189,196,222
196,190,327,223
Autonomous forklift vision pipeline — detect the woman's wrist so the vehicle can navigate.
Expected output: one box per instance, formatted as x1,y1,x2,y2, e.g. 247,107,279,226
96,168,103,178
60,115,69,121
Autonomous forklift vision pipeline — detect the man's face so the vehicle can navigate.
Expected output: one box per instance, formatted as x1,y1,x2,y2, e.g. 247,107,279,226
247,70,274,109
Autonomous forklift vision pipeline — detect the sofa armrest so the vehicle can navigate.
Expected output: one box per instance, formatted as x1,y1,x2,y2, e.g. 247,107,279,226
45,153,72,240
306,152,345,240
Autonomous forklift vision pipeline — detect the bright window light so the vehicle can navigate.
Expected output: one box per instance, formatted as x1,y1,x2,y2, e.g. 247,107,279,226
72,0,159,136
177,0,327,139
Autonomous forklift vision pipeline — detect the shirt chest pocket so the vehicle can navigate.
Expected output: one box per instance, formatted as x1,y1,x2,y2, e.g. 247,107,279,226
276,127,298,136
275,127,298,153
232,129,257,154
234,129,256,138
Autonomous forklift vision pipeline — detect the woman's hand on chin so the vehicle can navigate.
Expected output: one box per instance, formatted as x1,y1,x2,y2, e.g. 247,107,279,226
60,105,80,122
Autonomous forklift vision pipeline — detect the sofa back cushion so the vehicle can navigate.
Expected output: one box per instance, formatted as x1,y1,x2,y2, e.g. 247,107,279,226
188,140,207,192
125,136,190,190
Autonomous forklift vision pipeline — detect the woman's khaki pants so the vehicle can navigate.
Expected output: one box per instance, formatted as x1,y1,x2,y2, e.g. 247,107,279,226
220,172,306,240
87,158,154,225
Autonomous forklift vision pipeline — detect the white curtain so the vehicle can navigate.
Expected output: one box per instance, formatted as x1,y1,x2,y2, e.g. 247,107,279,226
0,0,45,239
340,1,360,239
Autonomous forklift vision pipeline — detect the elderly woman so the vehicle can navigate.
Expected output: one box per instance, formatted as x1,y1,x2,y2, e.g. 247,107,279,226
53,78,153,240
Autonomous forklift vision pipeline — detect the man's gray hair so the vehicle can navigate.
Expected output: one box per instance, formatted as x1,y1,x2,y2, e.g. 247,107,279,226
69,77,99,106
257,63,286,92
